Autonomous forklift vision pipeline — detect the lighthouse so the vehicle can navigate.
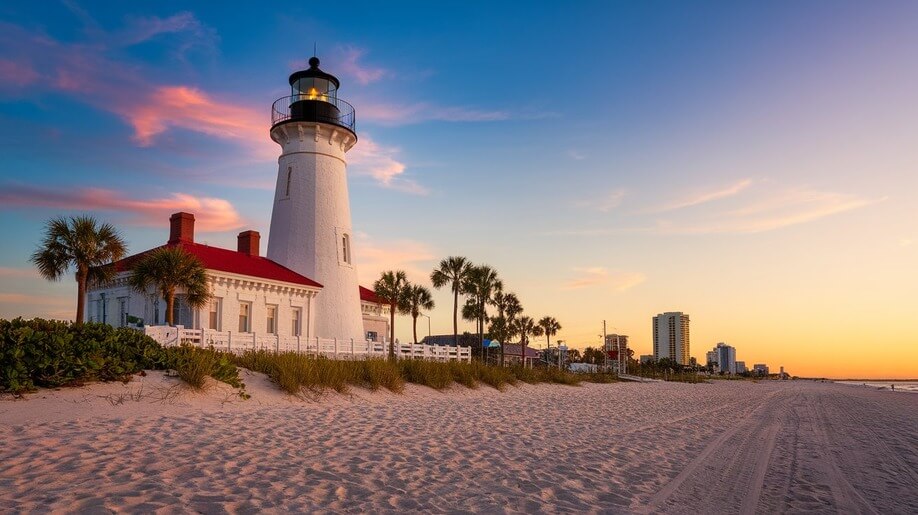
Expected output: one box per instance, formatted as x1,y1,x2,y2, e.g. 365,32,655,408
266,57,364,341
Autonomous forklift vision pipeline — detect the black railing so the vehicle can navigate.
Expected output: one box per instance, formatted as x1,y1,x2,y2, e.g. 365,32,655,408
271,95,356,133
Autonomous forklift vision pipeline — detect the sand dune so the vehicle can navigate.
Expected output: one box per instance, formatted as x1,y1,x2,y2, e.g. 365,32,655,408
1,373,916,513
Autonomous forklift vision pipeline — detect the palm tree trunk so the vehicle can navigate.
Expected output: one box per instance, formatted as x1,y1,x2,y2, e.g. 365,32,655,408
165,289,175,326
389,302,396,360
75,268,87,325
412,314,418,345
452,288,459,346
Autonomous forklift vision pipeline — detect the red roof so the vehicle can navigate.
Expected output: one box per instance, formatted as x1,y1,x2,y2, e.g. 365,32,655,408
113,242,322,288
359,285,386,304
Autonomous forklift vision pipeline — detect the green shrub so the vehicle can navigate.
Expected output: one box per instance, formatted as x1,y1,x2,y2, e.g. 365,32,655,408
0,318,168,393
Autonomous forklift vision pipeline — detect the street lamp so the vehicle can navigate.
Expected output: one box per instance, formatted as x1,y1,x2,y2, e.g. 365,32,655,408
419,313,432,343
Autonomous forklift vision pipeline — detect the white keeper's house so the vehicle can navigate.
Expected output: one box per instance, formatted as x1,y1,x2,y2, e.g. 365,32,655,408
86,211,390,343
86,56,392,344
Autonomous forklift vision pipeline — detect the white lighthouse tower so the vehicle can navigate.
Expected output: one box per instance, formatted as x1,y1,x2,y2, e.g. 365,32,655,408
266,57,364,341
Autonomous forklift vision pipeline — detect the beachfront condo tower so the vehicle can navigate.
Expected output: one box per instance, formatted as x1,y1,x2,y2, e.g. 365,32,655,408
652,312,691,365
266,57,365,342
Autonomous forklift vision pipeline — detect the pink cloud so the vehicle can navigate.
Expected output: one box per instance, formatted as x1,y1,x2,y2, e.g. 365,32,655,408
336,46,387,85
125,86,273,158
0,184,245,232
0,59,39,87
348,135,428,195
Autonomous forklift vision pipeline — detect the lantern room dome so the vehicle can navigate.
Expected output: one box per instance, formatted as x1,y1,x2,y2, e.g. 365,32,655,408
271,56,356,136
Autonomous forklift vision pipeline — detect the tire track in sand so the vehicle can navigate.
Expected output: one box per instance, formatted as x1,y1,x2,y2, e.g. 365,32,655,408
636,388,783,514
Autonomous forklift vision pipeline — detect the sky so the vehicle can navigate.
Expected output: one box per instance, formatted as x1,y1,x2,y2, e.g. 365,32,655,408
1,1,916,379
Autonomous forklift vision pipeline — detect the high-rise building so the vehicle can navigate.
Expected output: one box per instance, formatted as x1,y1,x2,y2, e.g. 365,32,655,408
712,342,737,374
652,312,690,365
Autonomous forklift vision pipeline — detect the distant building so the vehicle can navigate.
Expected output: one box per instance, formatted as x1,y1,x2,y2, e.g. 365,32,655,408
706,350,718,368
604,334,629,372
652,312,690,365
735,361,746,374
640,354,654,364
753,364,769,376
712,342,737,374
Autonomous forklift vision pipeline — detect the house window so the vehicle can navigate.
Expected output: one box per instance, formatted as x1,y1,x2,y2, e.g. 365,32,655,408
208,298,222,331
285,166,292,197
266,305,277,334
342,233,351,264
291,308,301,336
153,298,160,325
239,302,251,332
118,298,127,327
366,331,378,342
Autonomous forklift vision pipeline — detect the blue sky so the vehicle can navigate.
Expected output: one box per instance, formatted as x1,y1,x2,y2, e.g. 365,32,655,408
2,1,917,377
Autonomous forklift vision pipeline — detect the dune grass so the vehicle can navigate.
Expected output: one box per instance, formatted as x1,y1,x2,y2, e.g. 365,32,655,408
232,350,618,395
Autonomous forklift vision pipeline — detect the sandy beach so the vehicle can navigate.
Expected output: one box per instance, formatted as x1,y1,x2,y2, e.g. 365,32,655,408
1,374,916,513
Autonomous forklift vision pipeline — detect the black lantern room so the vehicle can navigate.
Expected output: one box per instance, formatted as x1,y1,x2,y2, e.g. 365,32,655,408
271,57,356,135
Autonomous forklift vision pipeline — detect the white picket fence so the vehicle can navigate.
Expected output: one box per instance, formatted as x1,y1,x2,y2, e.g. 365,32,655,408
142,325,472,362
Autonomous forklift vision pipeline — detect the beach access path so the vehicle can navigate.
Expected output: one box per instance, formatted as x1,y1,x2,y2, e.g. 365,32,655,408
1,374,916,513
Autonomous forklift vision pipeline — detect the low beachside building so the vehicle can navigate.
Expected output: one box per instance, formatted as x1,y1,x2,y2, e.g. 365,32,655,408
86,212,389,342
736,361,747,374
503,344,541,367
640,354,654,364
753,364,770,376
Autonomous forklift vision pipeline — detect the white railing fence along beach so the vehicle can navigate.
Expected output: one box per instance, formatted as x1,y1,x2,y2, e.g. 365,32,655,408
143,326,472,362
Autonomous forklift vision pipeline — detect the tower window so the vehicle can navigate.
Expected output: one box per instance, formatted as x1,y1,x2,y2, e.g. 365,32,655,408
342,233,351,264
285,166,292,197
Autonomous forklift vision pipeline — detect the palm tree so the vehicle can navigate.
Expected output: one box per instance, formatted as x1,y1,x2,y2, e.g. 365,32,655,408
491,292,522,365
373,270,410,359
128,246,210,326
31,215,127,324
537,316,562,349
404,284,434,345
510,315,543,368
462,265,500,350
430,256,472,346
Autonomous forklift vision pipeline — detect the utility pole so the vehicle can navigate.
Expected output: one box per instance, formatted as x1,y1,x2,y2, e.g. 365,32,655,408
602,320,608,372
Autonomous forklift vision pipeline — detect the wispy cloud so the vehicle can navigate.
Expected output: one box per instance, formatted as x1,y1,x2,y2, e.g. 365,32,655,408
0,59,40,88
126,86,271,157
0,18,272,159
359,101,509,126
0,184,245,232
335,46,387,85
665,189,883,234
0,267,40,279
578,189,627,212
556,182,880,236
646,178,753,214
354,232,437,285
348,135,428,195
568,149,586,160
562,267,646,291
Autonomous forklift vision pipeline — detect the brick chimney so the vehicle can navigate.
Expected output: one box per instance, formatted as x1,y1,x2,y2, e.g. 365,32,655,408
168,212,195,244
237,230,260,257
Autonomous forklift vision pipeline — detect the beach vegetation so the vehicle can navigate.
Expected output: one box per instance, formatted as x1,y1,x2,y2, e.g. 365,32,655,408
373,270,411,359
30,216,127,324
0,318,245,395
461,264,501,350
403,284,435,345
430,256,473,347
